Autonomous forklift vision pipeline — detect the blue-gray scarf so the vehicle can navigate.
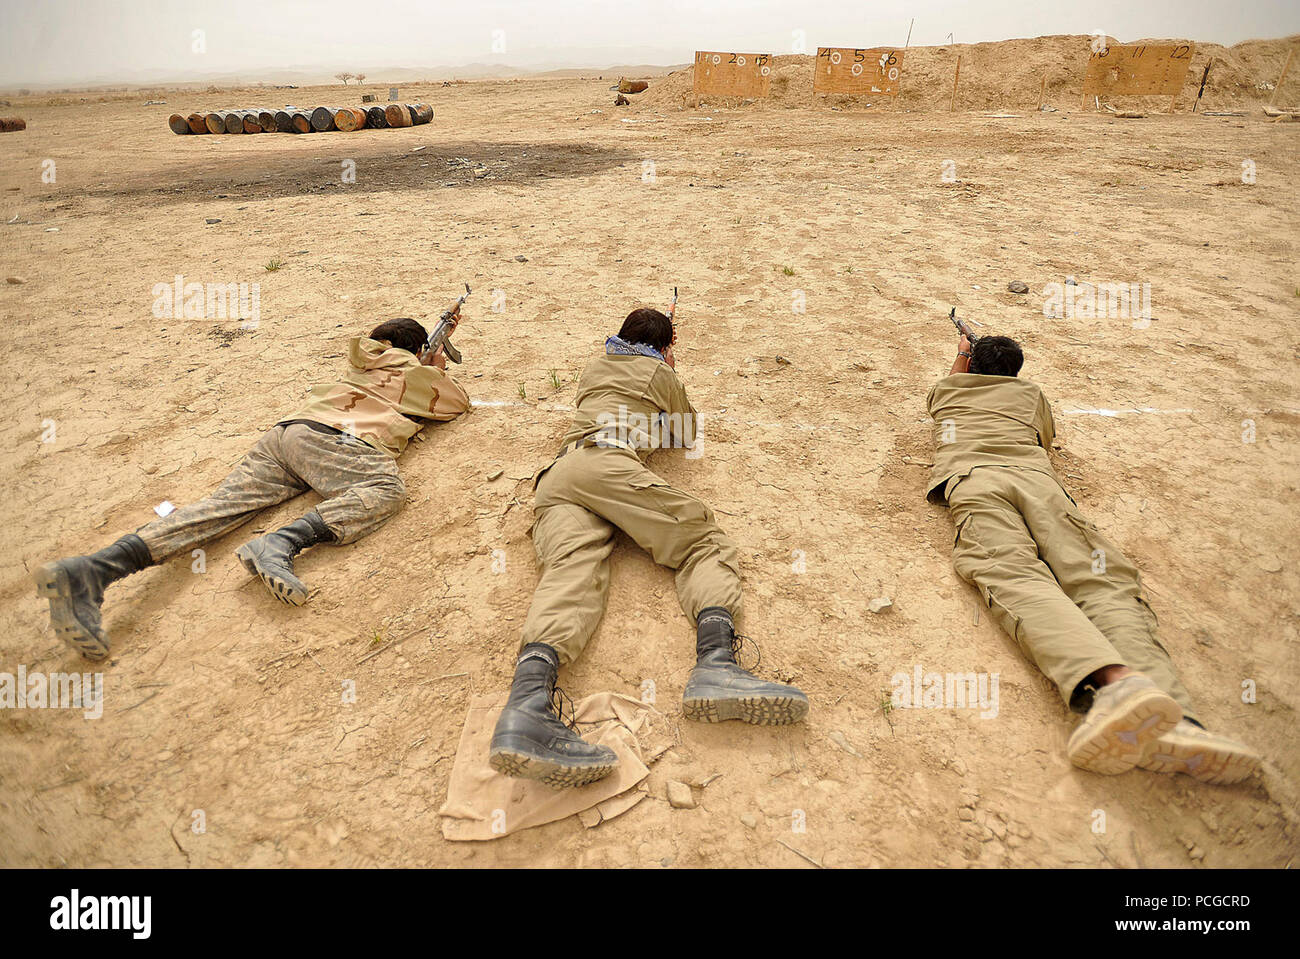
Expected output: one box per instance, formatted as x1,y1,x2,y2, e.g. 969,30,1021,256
605,335,664,362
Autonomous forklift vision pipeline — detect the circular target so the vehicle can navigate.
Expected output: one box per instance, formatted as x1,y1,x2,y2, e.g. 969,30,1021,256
830,51,842,65
737,55,746,66
760,65,770,76
711,54,721,65
850,63,863,76
888,67,899,80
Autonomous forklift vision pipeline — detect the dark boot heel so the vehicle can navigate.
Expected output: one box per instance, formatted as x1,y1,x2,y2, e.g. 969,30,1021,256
235,513,332,607
35,560,109,660
683,606,809,726
488,644,619,789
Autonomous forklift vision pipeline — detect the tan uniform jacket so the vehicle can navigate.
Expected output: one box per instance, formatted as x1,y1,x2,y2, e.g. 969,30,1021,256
925,373,1059,504
558,354,697,457
290,336,470,458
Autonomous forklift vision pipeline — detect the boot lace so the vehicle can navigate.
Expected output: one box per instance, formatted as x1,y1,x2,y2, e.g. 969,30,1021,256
732,633,761,672
550,683,580,731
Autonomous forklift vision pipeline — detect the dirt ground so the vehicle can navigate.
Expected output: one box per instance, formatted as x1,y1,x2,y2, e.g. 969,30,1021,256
1,42,1298,867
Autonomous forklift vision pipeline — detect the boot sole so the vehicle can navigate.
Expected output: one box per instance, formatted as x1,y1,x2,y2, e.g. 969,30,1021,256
682,689,809,726
33,562,109,661
1139,730,1261,785
1066,687,1181,775
488,742,617,789
234,545,308,607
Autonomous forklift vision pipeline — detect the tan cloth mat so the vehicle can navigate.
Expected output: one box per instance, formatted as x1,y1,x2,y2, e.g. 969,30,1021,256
438,690,675,841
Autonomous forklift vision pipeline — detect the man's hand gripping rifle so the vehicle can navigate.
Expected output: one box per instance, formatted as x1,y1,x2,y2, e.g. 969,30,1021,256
948,307,985,375
949,306,982,346
425,284,471,364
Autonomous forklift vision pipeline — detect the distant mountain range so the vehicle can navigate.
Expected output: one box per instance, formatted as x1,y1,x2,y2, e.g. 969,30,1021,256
2,61,690,92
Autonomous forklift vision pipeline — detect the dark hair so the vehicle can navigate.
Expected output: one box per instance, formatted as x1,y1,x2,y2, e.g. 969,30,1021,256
618,308,673,352
969,335,1024,377
369,318,428,356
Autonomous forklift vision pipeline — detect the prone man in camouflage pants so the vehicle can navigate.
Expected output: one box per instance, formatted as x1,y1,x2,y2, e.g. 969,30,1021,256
35,317,470,661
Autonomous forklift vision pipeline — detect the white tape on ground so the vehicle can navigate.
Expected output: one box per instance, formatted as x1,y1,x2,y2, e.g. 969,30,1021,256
1061,407,1198,417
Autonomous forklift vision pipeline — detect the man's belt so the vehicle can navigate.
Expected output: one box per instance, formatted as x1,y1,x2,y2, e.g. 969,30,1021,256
276,418,344,437
555,432,640,459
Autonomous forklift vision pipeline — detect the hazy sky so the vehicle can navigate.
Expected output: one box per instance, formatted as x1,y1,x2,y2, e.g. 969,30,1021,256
2,0,1297,86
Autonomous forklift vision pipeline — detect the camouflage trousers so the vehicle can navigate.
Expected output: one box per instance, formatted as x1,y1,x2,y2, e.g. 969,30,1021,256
136,423,406,561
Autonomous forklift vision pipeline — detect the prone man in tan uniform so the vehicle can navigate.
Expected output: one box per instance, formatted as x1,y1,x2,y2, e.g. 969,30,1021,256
489,308,809,787
36,316,469,661
927,331,1258,785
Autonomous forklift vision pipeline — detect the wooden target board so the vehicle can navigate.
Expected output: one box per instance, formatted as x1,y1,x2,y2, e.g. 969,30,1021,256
814,47,903,96
692,51,773,99
1083,43,1195,97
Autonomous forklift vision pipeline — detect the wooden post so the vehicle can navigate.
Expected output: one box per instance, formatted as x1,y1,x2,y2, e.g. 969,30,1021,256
1192,61,1212,112
1037,74,1047,111
950,56,961,111
1270,48,1294,106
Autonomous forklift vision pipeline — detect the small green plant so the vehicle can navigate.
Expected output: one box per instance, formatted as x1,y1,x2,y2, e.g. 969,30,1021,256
369,630,385,648
548,368,560,390
517,382,527,400
880,690,896,733
264,256,284,272
845,265,854,274
781,265,796,276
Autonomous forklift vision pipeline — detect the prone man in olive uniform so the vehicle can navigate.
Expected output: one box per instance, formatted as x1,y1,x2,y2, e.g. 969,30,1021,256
489,308,809,787
926,331,1259,785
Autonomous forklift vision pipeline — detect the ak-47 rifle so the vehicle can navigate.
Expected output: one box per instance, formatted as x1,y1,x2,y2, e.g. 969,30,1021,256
949,306,983,345
668,286,679,344
425,283,470,363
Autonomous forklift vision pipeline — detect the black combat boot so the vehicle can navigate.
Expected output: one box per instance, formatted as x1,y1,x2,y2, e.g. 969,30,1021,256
682,606,809,725
234,512,334,606
489,643,619,788
34,534,154,661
